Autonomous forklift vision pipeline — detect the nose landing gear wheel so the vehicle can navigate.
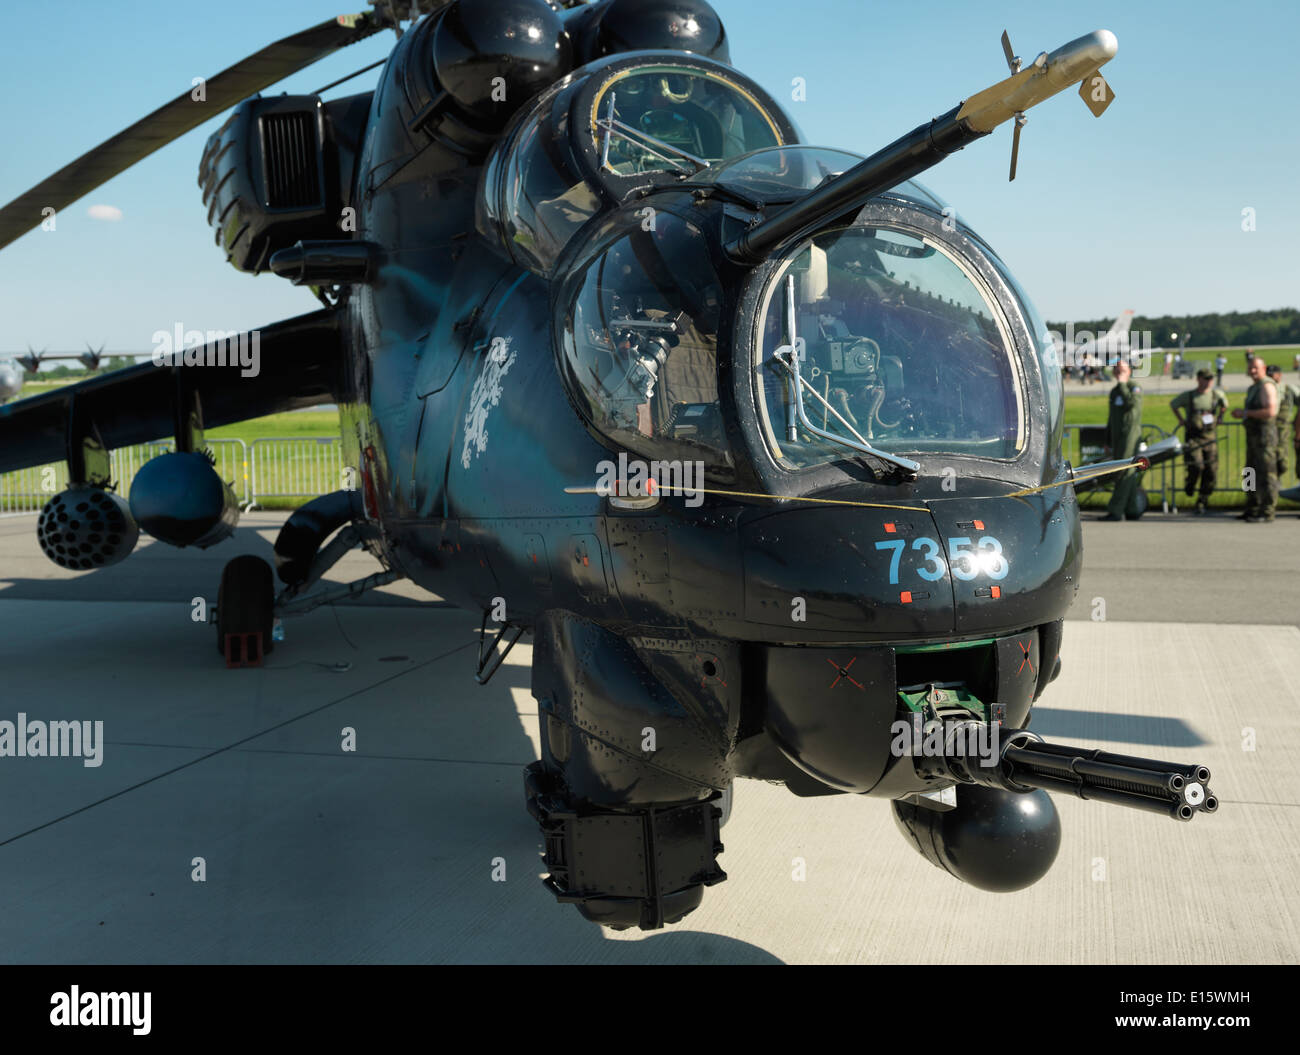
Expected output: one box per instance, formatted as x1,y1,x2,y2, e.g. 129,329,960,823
217,555,274,666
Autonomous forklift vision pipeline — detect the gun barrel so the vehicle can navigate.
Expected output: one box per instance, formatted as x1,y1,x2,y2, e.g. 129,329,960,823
724,106,981,265
998,738,1217,821
724,29,1118,266
1008,770,1196,820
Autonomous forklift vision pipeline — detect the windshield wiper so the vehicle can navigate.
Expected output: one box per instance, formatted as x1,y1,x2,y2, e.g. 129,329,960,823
597,93,709,174
774,274,920,479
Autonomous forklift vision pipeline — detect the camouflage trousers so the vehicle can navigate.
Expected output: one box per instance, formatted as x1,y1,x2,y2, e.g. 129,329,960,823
1245,439,1279,517
1183,436,1218,500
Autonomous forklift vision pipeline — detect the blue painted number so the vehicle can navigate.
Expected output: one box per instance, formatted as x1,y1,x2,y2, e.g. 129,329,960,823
875,533,1010,584
874,539,905,584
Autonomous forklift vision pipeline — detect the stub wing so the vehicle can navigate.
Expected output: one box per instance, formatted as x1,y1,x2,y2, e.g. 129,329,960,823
0,310,344,474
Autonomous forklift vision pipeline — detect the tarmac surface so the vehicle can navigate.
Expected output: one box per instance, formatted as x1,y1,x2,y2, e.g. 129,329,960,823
0,511,1296,964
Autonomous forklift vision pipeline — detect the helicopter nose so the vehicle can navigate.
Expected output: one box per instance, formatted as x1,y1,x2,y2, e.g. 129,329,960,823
740,485,1080,638
741,504,956,636
926,491,1079,634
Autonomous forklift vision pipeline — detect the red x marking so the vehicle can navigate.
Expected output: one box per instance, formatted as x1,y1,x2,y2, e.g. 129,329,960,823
1017,640,1036,677
827,655,864,690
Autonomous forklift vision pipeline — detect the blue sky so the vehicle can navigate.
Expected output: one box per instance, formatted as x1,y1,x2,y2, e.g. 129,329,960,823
1,0,1297,354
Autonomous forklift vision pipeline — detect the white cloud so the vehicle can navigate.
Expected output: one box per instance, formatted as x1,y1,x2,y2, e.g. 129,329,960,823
87,204,123,222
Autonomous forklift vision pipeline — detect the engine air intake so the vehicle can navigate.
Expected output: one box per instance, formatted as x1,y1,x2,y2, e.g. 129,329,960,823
261,111,322,209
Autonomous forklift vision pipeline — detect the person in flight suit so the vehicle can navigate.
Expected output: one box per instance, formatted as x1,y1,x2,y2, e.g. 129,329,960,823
1232,356,1279,522
1170,368,1228,514
1102,359,1144,521
1266,364,1298,481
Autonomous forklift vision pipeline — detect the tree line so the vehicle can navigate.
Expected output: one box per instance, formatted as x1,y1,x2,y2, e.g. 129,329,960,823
1047,308,1300,348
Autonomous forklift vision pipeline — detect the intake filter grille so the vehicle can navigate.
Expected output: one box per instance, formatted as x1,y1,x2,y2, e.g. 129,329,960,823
261,111,321,209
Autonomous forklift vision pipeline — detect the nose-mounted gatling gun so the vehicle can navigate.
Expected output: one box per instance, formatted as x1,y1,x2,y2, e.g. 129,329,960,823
889,684,1215,892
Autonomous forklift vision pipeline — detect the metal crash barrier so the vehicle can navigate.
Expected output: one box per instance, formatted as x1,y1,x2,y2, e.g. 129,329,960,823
246,437,346,509
0,438,249,516
1,436,344,516
1064,420,1295,511
1166,420,1300,510
1064,423,1175,512
5,430,1293,517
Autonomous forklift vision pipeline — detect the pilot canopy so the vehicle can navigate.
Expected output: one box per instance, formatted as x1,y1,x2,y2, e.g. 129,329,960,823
753,222,1028,468
477,51,795,276
556,206,731,471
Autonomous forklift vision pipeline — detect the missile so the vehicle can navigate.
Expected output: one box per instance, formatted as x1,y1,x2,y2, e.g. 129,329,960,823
725,30,1118,265
1069,435,1182,489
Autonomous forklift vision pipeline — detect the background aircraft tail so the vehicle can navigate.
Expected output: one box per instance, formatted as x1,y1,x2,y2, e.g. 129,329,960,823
1104,309,1136,339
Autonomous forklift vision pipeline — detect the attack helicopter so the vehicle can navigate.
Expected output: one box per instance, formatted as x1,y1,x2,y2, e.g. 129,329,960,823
0,0,1214,933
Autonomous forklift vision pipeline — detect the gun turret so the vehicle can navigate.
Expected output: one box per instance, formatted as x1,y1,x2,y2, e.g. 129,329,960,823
916,723,1218,821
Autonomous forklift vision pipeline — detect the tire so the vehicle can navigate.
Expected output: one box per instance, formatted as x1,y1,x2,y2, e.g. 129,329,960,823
216,555,275,657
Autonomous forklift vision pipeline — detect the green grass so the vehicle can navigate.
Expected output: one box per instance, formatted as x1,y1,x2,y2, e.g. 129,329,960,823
206,410,340,442
206,411,344,509
1064,393,1176,431
12,375,341,442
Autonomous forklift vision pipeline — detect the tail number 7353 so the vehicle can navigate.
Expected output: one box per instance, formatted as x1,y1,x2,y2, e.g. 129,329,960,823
873,536,1009,584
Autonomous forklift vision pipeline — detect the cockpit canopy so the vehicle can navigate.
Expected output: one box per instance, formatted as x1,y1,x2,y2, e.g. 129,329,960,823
553,145,1050,486
594,65,784,174
556,204,731,471
478,51,797,275
754,221,1027,468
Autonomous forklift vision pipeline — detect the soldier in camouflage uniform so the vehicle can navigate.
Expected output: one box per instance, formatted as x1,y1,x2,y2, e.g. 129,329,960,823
1102,359,1144,521
1170,368,1228,514
1266,365,1298,481
1232,357,1279,522
1289,387,1300,485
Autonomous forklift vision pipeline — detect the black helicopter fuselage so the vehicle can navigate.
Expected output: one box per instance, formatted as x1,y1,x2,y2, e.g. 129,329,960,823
338,12,1082,812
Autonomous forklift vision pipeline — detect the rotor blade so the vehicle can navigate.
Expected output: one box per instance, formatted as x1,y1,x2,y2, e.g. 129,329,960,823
0,13,383,251
1000,30,1019,73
